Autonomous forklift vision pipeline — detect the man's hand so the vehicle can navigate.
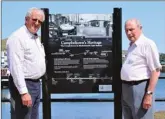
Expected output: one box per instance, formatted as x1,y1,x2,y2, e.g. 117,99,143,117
21,93,32,107
143,94,152,109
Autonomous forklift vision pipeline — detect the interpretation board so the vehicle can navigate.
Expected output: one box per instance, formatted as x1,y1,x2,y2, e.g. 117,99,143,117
46,13,113,93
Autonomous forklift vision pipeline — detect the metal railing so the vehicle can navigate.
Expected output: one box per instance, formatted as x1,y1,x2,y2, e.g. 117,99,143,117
1,76,165,102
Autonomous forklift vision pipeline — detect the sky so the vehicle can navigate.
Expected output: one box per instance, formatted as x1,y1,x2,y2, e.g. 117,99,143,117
1,1,165,53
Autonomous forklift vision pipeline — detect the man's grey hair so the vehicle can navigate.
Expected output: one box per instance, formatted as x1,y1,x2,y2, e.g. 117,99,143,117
125,18,142,29
26,7,45,21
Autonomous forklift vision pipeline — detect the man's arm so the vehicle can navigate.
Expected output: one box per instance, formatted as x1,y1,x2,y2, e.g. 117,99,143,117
7,36,32,107
147,69,160,92
143,40,162,109
143,69,160,109
7,36,28,94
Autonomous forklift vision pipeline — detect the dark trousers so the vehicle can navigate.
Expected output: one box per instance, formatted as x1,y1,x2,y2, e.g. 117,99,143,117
9,76,41,119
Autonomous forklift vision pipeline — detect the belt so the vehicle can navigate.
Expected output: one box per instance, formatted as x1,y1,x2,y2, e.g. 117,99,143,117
9,75,41,82
25,78,40,82
122,79,149,85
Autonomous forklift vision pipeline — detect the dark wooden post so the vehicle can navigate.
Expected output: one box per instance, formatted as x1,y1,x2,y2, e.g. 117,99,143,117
113,8,122,119
41,8,51,119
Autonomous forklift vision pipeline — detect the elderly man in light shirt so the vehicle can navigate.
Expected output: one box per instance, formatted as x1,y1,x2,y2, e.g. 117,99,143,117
121,18,161,119
7,7,46,119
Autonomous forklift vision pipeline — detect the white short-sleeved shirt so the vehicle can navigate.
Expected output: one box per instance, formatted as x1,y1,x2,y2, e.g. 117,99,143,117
7,25,46,94
121,34,161,81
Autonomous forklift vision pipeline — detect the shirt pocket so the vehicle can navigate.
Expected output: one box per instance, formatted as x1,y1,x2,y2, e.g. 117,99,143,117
126,53,139,65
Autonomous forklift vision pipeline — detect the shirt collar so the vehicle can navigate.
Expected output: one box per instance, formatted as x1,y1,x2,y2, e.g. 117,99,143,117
129,33,144,47
134,34,144,46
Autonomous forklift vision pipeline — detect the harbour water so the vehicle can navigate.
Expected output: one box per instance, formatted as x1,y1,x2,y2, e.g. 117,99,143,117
1,73,165,119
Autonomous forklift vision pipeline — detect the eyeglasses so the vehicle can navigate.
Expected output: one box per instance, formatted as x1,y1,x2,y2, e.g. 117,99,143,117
31,18,43,24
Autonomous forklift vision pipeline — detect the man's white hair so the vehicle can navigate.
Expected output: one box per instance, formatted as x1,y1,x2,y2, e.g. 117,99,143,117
26,7,45,21
125,18,142,29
